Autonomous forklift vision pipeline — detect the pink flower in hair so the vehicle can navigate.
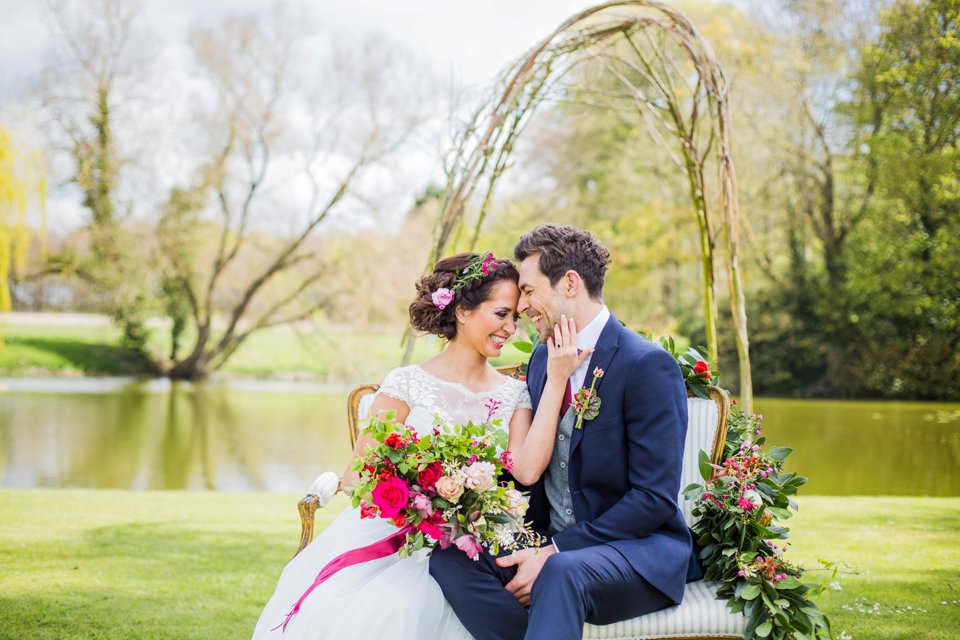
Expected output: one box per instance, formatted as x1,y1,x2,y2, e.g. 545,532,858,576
481,252,496,275
432,288,455,309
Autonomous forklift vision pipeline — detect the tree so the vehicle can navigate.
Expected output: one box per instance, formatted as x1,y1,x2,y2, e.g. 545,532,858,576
0,126,47,315
731,0,959,400
843,0,960,397
156,12,430,378
730,0,889,396
31,2,432,378
41,0,155,356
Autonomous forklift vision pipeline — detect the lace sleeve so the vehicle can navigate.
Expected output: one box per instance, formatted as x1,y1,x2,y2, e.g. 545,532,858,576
514,380,532,411
377,367,410,404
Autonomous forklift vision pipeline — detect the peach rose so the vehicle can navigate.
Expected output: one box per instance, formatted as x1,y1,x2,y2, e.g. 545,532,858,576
435,475,464,502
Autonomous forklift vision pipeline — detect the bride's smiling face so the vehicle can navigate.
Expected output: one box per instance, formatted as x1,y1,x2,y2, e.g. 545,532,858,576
455,279,521,358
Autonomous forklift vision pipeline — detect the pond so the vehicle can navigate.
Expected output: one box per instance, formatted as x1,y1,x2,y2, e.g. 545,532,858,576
1,378,958,495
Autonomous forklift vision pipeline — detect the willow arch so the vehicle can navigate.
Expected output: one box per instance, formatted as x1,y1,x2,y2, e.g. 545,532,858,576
415,1,752,409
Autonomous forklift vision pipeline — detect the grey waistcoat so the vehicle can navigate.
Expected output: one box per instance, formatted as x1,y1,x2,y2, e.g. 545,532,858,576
545,406,577,534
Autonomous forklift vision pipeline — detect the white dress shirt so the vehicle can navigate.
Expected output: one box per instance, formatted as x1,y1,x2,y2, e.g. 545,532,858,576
570,305,610,393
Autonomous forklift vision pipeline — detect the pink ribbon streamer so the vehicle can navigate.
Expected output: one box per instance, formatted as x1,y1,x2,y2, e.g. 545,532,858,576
272,525,413,633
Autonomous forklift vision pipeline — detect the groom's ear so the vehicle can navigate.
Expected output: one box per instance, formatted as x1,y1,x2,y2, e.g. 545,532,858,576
561,270,582,298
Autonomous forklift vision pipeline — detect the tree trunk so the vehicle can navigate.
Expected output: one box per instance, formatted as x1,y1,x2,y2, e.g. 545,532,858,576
167,324,211,379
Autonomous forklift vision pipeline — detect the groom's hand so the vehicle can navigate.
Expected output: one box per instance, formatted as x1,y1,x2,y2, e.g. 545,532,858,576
497,545,557,607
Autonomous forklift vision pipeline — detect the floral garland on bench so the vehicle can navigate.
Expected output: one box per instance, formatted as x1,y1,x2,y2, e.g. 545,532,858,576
659,339,834,640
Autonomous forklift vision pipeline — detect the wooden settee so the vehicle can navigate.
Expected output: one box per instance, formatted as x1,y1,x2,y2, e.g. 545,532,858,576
295,369,746,639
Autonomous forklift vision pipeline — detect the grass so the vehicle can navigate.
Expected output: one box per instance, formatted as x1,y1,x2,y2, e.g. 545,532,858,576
0,492,957,639
0,323,150,376
786,497,960,639
0,319,534,382
0,490,337,640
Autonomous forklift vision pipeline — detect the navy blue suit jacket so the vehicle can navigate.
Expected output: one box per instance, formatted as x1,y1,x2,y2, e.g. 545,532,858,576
525,313,691,604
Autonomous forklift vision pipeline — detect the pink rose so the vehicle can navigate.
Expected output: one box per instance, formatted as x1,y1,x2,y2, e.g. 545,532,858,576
431,288,455,309
417,461,443,493
435,476,464,502
371,475,410,518
454,534,483,560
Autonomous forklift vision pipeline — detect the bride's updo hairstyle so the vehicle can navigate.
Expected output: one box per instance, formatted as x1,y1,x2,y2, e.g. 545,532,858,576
409,252,519,340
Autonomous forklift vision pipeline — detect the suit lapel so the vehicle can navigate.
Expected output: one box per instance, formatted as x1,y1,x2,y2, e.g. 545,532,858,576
570,313,623,454
531,345,548,410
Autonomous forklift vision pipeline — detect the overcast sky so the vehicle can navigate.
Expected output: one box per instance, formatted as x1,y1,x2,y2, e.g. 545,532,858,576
2,0,629,231
1,0,614,101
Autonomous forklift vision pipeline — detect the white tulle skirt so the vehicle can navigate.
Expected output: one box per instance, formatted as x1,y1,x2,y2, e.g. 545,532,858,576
251,506,473,640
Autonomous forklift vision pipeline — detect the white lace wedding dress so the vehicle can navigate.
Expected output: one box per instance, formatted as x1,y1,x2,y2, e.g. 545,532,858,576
252,365,532,640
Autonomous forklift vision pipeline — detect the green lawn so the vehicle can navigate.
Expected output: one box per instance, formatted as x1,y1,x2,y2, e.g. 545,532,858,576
0,319,531,382
0,492,957,639
0,323,151,376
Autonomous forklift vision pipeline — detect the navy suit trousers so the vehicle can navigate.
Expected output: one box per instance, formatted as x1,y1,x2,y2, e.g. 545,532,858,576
430,544,673,640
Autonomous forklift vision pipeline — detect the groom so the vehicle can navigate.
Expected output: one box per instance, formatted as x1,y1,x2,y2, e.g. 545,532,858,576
430,224,693,640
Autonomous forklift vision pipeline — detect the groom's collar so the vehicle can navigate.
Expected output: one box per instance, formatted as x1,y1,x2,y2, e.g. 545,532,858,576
576,305,609,353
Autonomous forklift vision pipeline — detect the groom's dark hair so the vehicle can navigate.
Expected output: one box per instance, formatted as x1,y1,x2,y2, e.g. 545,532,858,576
514,224,611,301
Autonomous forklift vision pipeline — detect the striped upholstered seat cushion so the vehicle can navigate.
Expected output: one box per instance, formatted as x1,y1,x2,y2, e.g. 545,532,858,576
583,579,746,639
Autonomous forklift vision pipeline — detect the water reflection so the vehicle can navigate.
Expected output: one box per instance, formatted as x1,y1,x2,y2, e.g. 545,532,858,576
756,398,960,496
0,378,354,492
0,378,957,495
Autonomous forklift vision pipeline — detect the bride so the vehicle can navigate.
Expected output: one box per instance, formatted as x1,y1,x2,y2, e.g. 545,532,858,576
251,252,589,639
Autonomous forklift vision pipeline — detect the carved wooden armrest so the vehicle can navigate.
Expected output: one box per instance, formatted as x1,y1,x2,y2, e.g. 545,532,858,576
295,472,341,557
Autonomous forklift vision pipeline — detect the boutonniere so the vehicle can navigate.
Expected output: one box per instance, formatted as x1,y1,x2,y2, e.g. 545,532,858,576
574,367,604,429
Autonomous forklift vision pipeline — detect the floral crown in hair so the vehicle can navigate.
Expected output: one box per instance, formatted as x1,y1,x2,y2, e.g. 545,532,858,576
431,252,497,309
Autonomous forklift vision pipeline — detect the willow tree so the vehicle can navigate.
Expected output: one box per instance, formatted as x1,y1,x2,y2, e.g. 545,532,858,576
0,126,47,316
413,1,753,408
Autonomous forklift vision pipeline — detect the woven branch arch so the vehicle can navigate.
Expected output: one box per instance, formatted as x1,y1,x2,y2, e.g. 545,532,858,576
415,1,752,408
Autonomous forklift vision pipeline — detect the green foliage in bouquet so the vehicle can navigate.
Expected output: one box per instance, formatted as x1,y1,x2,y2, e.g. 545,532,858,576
683,407,832,639
348,412,537,558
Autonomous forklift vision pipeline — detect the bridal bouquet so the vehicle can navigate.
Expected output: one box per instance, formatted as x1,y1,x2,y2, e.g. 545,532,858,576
275,411,539,632
348,411,540,559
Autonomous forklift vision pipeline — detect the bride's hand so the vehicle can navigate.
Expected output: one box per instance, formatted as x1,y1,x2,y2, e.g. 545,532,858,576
546,314,592,383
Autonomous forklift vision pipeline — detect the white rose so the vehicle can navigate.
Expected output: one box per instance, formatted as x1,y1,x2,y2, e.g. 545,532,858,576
462,461,497,492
